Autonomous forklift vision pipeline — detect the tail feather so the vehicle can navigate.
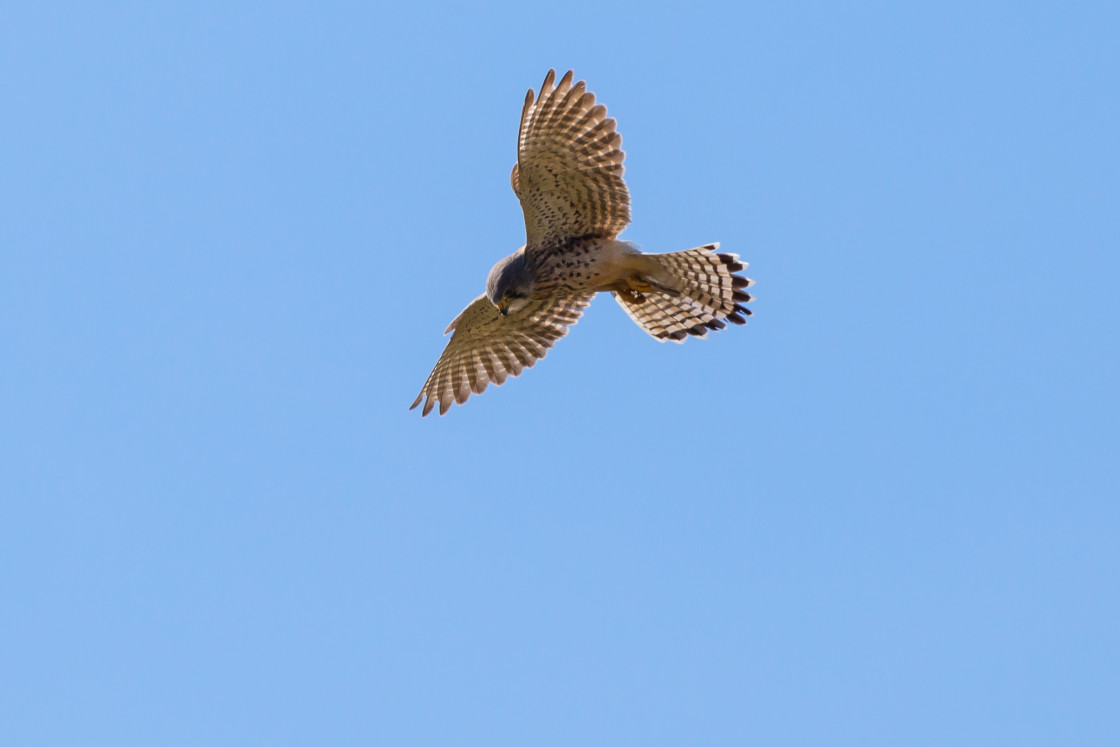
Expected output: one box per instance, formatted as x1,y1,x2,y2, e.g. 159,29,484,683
614,243,753,343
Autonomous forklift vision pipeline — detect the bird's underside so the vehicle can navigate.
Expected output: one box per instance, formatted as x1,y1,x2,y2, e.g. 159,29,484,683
410,69,753,417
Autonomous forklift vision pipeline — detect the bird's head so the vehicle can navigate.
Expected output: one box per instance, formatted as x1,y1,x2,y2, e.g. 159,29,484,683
486,249,534,316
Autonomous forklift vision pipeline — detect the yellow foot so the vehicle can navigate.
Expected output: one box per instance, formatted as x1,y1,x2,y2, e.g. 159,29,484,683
625,276,655,293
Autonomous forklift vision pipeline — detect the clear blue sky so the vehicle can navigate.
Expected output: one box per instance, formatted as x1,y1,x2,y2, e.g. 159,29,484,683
3,2,1118,745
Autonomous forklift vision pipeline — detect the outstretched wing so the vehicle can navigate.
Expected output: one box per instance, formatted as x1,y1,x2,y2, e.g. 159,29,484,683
511,69,630,251
410,292,594,416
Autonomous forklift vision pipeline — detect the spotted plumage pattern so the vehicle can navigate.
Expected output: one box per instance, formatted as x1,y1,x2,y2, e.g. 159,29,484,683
411,70,754,416
511,69,630,250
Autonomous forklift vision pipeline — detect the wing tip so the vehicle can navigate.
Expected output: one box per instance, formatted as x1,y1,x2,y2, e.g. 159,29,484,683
412,393,436,417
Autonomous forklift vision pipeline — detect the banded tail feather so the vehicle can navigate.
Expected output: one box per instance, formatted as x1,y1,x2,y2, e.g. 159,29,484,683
613,243,753,342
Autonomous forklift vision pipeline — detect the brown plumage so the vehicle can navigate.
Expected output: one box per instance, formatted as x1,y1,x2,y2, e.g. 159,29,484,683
511,69,630,248
411,70,753,416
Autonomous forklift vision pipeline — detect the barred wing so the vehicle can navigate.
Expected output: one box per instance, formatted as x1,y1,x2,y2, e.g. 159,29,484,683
410,292,594,416
511,69,630,251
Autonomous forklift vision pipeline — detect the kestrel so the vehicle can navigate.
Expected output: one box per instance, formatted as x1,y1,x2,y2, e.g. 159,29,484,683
410,69,753,416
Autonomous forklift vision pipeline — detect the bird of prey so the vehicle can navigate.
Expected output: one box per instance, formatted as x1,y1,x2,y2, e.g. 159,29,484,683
410,69,753,416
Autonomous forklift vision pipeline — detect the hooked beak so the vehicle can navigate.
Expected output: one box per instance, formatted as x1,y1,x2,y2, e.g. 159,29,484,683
499,307,509,316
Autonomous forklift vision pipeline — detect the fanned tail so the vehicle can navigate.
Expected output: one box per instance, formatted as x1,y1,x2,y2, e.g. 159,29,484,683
613,243,753,342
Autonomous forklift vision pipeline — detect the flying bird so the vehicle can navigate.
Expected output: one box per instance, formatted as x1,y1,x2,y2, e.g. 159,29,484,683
411,69,753,416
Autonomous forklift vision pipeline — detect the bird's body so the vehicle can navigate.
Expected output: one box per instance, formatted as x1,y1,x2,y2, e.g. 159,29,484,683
506,237,640,295
411,70,753,416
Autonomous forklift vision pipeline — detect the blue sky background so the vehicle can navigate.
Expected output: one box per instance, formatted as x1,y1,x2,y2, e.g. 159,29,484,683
2,2,1118,744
